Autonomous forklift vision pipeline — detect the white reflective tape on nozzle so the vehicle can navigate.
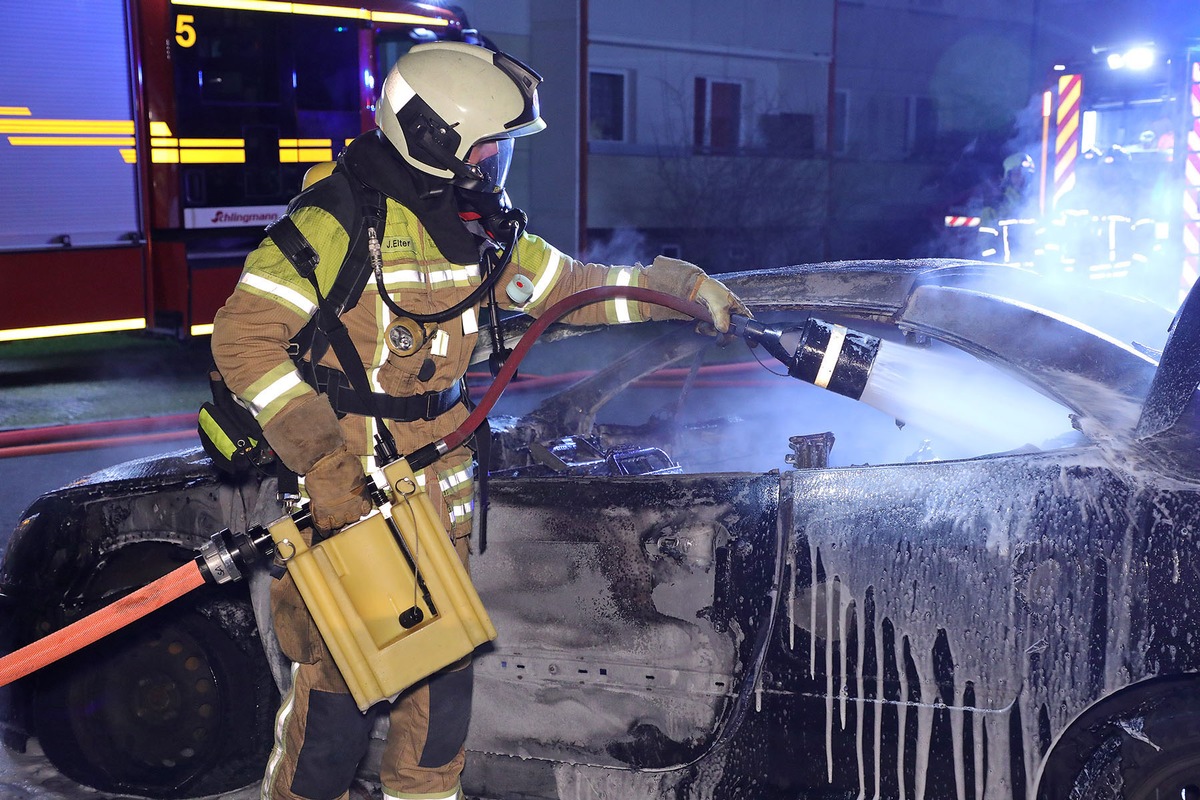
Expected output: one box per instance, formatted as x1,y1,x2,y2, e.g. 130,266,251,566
813,324,847,389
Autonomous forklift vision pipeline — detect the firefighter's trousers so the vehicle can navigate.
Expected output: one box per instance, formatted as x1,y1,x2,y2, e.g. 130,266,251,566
262,565,473,800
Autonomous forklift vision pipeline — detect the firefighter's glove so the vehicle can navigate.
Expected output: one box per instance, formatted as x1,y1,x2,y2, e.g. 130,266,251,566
261,393,370,532
643,255,751,336
693,275,751,336
303,446,372,533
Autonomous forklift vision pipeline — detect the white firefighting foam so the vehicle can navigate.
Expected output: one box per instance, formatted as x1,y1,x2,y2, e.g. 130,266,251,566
857,339,1077,458
788,449,1149,800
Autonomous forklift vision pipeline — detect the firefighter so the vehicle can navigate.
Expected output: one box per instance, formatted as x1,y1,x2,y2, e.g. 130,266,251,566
210,42,747,800
981,152,1035,224
978,153,1037,264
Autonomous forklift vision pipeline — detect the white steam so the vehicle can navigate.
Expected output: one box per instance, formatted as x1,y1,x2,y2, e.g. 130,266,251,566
581,228,652,267
932,85,1188,322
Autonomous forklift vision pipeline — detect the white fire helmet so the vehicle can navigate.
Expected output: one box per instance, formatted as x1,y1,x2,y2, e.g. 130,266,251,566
1003,152,1035,176
375,42,546,194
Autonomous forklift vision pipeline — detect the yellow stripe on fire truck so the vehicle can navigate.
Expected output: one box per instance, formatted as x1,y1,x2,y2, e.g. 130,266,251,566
169,0,451,28
279,138,333,163
1054,74,1082,206
1,113,347,167
1,111,138,162
1183,61,1200,302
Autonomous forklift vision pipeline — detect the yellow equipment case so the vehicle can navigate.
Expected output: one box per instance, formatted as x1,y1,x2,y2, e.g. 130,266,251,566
267,457,496,711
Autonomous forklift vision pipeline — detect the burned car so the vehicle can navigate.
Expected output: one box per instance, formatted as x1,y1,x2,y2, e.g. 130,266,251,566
3,259,1200,799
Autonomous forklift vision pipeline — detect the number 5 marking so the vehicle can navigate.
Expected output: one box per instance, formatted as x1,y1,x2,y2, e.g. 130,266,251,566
175,14,197,48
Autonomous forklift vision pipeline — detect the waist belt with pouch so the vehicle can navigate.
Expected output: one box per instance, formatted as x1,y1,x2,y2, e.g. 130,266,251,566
301,361,462,421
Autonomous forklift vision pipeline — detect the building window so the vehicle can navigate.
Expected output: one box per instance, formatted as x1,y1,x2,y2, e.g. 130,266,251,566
905,95,938,155
589,70,627,142
694,77,742,153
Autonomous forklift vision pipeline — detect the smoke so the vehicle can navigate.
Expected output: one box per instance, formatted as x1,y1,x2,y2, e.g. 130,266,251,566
922,82,1185,360
582,334,1083,474
581,228,652,267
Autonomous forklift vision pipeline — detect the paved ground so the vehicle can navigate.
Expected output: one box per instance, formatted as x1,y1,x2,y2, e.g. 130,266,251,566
0,739,259,800
0,332,212,430
0,333,212,540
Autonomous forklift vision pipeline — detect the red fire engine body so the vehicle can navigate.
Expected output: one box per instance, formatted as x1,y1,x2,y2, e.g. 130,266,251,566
0,0,472,342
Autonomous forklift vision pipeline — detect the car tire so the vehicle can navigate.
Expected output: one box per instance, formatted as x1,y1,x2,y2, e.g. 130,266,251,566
31,589,277,799
1056,694,1200,800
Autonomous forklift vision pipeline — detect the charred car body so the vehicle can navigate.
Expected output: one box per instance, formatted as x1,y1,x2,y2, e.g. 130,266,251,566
3,259,1200,799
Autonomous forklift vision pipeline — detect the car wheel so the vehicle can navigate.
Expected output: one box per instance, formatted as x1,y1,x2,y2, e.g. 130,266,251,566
1065,703,1200,800
31,591,277,798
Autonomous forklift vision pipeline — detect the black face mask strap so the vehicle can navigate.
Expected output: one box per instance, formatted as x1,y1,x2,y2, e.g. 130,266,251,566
486,279,513,378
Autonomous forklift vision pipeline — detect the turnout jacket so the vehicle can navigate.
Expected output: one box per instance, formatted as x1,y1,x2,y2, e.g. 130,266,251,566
211,132,667,537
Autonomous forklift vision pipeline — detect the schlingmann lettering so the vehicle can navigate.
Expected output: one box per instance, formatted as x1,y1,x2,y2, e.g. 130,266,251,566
211,210,278,225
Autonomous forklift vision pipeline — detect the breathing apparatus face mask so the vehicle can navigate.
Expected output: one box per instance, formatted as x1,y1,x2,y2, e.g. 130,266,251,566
454,137,525,242
465,138,513,191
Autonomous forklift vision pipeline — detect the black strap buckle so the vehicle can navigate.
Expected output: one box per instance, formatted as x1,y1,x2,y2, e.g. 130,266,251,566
266,216,320,279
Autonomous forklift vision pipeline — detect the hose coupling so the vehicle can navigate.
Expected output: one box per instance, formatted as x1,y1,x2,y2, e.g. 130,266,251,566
195,526,274,585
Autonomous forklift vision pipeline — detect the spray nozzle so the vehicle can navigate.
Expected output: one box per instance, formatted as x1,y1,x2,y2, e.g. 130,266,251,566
733,316,882,401
729,313,759,340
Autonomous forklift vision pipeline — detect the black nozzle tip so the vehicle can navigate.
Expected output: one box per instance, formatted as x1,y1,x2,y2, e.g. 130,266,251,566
731,314,767,344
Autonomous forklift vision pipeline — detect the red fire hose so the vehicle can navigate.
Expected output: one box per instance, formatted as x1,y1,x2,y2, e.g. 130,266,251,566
433,286,708,458
0,413,198,459
0,287,713,685
0,562,206,687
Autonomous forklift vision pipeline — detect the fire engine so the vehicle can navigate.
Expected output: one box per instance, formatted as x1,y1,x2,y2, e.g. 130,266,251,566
944,40,1200,309
0,0,476,343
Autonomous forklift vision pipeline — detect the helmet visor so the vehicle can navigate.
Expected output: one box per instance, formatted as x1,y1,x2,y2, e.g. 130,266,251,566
465,138,513,191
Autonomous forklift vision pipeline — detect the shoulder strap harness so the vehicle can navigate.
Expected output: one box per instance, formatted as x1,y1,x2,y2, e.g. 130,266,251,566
266,173,463,425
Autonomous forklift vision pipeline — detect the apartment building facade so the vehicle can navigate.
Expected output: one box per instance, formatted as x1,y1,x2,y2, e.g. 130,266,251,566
460,0,1045,268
